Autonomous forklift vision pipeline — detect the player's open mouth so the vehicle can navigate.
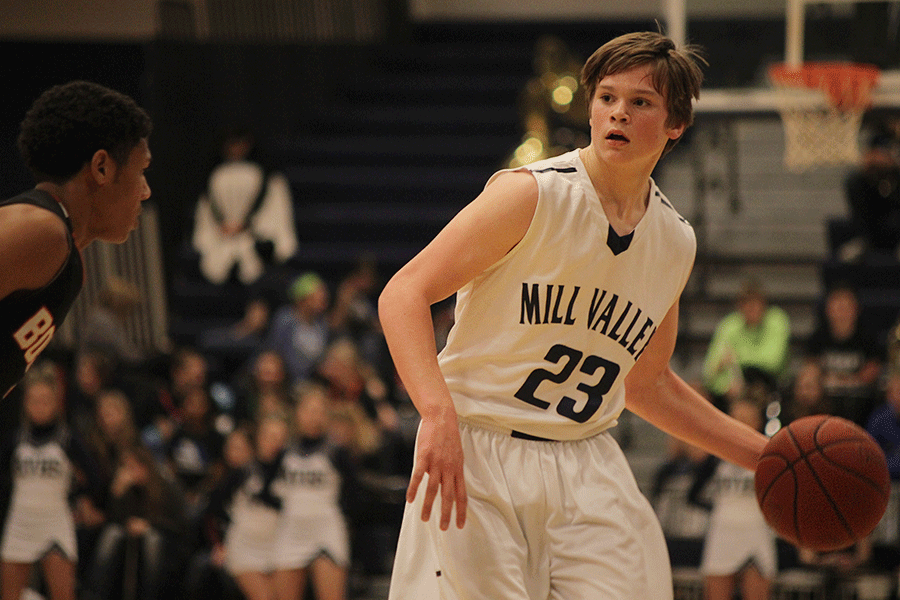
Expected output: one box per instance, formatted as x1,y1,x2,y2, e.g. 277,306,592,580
606,132,629,142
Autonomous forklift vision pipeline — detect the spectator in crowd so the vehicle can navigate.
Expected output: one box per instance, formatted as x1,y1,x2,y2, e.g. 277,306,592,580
779,361,834,427
199,297,272,382
219,416,289,600
265,272,332,387
77,276,173,431
695,394,777,600
164,385,228,516
804,282,883,427
648,432,713,569
76,388,141,584
330,257,380,345
702,278,791,410
866,370,900,480
887,316,900,374
0,362,102,600
315,337,398,434
837,120,900,262
185,425,256,600
329,257,393,382
78,276,146,367
82,389,141,491
142,347,208,459
233,349,293,424
650,434,713,538
314,337,414,483
273,383,355,600
66,349,117,435
87,444,187,600
797,538,874,599
192,126,298,286
168,347,211,404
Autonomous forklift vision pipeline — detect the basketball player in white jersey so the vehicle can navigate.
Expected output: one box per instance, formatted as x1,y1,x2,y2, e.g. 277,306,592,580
379,31,770,599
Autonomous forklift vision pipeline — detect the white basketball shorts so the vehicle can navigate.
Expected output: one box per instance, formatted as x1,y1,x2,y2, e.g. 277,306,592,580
388,419,673,600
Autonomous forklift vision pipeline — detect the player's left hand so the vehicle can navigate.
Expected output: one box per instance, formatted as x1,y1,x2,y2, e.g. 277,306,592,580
408,408,467,530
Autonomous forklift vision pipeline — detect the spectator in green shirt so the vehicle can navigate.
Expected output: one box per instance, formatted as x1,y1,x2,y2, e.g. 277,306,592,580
703,279,791,409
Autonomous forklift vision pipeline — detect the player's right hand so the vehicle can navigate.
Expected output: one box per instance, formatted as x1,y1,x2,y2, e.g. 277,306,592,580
408,410,467,530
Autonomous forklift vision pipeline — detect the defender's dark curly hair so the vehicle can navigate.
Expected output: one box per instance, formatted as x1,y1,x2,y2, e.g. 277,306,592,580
18,80,152,183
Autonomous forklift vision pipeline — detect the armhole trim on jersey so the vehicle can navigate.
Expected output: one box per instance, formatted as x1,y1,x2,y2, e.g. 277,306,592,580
474,167,544,280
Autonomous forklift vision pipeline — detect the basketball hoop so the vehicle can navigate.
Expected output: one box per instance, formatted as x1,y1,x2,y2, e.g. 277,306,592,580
768,62,880,171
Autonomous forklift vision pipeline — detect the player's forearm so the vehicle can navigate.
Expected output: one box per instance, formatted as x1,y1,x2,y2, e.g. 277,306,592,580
630,368,767,471
679,387,766,472
379,278,456,421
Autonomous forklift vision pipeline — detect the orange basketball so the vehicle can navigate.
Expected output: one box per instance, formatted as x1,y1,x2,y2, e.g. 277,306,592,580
755,415,890,552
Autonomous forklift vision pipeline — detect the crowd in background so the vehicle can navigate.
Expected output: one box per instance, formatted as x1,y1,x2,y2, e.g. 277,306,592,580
0,251,420,600
652,262,900,596
11,241,900,600
642,116,900,600
4,111,900,600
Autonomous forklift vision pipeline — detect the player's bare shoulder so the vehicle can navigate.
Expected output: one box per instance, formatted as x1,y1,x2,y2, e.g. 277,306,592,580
483,168,538,197
472,170,539,242
0,202,70,300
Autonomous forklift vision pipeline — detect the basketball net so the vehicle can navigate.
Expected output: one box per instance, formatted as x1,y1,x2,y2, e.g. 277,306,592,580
768,62,880,171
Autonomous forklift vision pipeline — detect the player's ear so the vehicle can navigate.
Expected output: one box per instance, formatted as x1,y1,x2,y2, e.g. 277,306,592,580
90,149,114,184
667,123,686,141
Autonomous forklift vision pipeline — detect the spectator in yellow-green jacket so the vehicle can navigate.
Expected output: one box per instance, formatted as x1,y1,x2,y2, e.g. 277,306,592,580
702,278,791,409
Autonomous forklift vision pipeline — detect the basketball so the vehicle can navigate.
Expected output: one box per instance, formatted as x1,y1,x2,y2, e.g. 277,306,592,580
755,415,890,552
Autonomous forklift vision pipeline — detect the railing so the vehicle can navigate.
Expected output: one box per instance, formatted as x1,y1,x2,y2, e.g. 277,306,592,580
56,204,170,356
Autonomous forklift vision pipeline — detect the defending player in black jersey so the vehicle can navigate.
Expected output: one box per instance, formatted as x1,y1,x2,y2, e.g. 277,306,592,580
0,81,153,398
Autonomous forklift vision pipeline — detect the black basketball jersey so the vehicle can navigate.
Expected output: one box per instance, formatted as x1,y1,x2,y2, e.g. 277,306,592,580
0,190,83,397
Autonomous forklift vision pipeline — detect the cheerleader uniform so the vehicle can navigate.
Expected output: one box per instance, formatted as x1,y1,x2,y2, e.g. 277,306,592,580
700,459,777,578
219,454,283,575
1,422,97,563
273,436,351,569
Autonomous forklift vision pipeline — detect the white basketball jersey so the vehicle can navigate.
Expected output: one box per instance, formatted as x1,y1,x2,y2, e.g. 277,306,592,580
438,150,696,441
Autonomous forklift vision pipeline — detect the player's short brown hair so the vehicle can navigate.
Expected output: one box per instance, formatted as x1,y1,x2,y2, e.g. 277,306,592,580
581,31,706,155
